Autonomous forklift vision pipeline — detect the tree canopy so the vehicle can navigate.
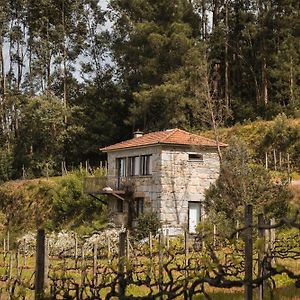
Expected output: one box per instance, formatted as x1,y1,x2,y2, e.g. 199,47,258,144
0,0,300,179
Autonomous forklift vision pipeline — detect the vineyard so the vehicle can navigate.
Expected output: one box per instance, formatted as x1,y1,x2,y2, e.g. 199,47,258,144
0,205,299,299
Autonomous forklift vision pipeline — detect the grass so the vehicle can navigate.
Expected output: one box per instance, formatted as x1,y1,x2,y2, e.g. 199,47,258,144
195,284,300,300
0,253,299,299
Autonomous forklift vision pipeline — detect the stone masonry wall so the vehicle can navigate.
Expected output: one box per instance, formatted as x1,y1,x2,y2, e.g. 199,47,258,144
159,146,220,230
106,146,162,215
106,145,220,230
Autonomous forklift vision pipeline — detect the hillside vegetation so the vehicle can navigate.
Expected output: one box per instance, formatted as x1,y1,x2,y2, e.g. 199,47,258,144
204,114,300,171
1,1,300,180
0,172,107,239
1,116,300,238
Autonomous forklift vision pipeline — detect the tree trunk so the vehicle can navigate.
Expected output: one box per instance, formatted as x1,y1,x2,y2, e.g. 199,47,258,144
0,35,6,99
224,1,229,110
212,0,221,29
261,54,268,106
62,0,67,124
28,42,33,96
258,0,268,107
289,57,294,104
204,69,223,163
201,0,208,39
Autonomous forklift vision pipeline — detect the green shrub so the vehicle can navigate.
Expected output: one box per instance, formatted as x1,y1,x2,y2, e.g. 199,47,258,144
135,212,161,240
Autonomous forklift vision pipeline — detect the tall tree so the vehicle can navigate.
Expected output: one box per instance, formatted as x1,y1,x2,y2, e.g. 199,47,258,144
110,0,209,131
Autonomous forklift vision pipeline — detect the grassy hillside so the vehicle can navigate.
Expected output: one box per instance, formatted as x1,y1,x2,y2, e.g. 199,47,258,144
203,115,300,170
1,115,300,239
0,172,107,239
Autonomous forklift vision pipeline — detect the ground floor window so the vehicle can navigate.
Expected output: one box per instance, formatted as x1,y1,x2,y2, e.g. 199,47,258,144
117,198,124,213
135,197,144,217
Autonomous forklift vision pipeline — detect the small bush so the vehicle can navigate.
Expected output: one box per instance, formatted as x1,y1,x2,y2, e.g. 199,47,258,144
135,212,161,240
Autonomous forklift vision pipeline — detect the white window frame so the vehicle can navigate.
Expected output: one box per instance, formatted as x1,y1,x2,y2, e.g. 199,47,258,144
116,157,127,177
140,155,152,175
128,156,140,176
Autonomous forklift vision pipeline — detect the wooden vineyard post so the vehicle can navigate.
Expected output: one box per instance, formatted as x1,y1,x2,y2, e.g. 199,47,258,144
93,243,98,288
8,252,13,300
279,152,282,169
244,204,253,300
201,224,205,251
118,232,126,298
257,214,265,300
149,232,153,277
184,231,189,268
81,246,86,287
9,252,12,279
107,235,111,265
16,247,20,277
270,218,276,265
35,229,48,300
166,229,170,250
126,230,130,261
74,233,78,269
287,153,291,183
183,231,189,299
158,232,164,300
23,238,27,267
7,231,9,252
236,220,240,240
213,224,217,248
3,238,6,267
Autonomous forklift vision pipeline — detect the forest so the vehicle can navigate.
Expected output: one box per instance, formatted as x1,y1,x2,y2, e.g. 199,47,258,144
0,0,300,180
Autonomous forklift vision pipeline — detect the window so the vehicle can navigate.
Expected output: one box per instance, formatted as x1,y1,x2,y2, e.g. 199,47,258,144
188,153,204,162
135,198,144,217
140,155,152,175
117,199,124,213
116,157,126,177
128,156,140,176
116,154,152,178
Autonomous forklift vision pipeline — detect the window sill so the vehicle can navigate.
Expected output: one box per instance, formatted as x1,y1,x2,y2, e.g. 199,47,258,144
125,175,152,178
188,160,204,162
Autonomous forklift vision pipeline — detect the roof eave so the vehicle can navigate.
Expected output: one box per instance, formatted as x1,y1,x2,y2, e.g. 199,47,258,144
101,142,227,152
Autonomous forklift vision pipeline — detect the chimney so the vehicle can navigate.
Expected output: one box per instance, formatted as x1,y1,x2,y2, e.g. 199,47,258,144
133,130,143,138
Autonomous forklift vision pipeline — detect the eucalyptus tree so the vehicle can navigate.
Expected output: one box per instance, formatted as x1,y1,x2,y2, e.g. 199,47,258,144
109,0,211,131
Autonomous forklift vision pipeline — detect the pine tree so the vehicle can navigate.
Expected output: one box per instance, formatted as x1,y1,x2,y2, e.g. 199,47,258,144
110,0,209,131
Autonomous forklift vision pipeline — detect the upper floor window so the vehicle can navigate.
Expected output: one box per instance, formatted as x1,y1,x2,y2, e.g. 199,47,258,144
116,154,152,177
128,156,140,176
188,153,204,162
116,157,126,177
141,155,152,175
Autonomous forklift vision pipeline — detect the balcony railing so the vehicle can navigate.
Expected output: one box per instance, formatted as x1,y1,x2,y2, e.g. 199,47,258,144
83,176,137,194
83,177,107,194
110,177,136,191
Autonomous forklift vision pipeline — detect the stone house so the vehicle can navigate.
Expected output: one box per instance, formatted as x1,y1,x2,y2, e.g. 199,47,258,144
100,128,226,234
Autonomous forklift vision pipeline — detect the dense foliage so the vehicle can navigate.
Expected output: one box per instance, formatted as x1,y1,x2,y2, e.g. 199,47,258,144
204,114,300,171
0,171,107,236
0,1,300,179
135,212,161,240
204,138,291,229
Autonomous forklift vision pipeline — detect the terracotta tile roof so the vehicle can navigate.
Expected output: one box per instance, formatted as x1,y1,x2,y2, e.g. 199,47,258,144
101,128,227,152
